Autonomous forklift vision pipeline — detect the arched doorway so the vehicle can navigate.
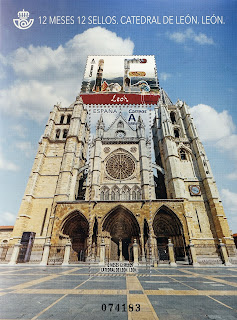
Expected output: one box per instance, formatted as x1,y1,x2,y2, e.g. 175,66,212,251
153,206,186,262
61,211,89,262
102,206,140,261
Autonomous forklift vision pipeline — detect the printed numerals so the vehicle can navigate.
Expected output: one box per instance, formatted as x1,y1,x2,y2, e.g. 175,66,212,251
101,304,140,312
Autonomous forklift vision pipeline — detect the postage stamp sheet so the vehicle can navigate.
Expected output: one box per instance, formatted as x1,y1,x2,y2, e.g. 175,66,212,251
85,104,155,275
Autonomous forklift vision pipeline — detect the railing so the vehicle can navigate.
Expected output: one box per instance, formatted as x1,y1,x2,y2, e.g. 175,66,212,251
0,244,14,262
48,245,65,265
29,245,44,263
69,249,87,263
1,242,228,265
193,244,219,255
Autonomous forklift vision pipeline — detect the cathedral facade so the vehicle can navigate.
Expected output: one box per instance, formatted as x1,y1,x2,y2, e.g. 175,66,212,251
2,88,237,266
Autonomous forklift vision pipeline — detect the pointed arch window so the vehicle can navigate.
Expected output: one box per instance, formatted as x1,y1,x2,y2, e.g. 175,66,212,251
111,186,120,201
101,187,109,200
60,115,64,124
115,189,120,200
117,121,124,128
174,128,180,138
67,115,71,124
137,189,141,200
122,191,126,200
55,129,60,139
132,186,141,200
104,188,109,200
170,111,176,124
180,148,187,160
132,191,136,200
122,186,130,200
63,129,68,139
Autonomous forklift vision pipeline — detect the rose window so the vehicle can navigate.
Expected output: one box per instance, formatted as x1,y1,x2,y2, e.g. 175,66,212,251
106,154,135,180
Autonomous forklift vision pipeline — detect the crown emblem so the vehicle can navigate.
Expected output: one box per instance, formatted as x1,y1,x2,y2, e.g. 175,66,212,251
13,9,34,30
18,9,30,20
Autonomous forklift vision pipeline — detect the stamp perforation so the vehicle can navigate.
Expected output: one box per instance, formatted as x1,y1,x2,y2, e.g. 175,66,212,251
86,102,154,276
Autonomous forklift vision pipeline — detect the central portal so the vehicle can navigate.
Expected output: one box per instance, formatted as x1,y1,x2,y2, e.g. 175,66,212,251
102,206,140,261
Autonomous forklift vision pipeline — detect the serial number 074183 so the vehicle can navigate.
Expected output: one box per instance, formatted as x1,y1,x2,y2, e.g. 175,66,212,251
102,304,140,312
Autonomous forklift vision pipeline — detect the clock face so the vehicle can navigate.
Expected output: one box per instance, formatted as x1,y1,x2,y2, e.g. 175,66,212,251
189,185,201,196
116,131,125,138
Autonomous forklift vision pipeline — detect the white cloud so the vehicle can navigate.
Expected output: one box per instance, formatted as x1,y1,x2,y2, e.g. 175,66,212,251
0,53,7,80
190,104,235,142
0,212,16,225
0,147,18,171
220,189,237,232
190,104,237,180
216,134,237,180
0,27,134,122
16,141,35,158
0,80,69,122
167,28,214,45
8,28,134,79
11,124,27,138
160,72,172,81
217,134,237,154
227,172,237,180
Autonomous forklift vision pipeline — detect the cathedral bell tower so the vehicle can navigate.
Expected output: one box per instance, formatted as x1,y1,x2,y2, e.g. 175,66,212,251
152,89,236,261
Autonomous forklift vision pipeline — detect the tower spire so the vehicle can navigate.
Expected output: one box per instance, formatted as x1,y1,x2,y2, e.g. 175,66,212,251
96,114,105,137
160,88,173,105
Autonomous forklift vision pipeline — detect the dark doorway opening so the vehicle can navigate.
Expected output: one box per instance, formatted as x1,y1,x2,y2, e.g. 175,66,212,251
103,206,140,261
156,237,168,261
62,212,89,262
17,232,35,263
153,207,186,262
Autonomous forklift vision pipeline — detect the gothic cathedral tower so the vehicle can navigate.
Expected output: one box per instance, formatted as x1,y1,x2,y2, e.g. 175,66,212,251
5,59,236,266
152,89,236,264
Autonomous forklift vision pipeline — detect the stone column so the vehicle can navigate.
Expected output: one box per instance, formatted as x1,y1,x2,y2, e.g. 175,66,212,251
153,236,158,258
87,225,93,262
153,237,158,267
119,239,123,262
97,224,103,259
40,239,51,266
99,238,105,265
139,233,146,262
133,239,139,266
0,245,4,259
62,239,71,266
107,236,111,262
168,239,177,267
149,225,156,261
96,237,101,259
219,239,232,266
189,240,199,267
150,236,156,261
8,240,21,265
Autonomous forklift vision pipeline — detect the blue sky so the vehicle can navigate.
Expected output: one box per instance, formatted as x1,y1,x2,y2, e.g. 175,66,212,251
0,0,237,232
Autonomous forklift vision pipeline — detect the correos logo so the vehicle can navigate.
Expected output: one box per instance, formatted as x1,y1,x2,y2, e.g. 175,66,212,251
13,9,34,30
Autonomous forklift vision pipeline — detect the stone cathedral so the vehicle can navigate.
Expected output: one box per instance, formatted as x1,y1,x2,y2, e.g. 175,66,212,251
3,87,237,266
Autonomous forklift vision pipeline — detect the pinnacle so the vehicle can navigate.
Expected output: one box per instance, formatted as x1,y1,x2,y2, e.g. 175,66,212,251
160,88,173,106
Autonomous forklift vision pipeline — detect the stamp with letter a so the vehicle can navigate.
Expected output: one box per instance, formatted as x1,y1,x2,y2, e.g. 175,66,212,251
79,56,160,277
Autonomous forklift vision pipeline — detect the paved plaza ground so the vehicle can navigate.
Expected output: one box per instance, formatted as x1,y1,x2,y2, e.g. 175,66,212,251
0,265,237,319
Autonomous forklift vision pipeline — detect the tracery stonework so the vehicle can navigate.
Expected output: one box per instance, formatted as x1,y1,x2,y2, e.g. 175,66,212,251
106,153,135,180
